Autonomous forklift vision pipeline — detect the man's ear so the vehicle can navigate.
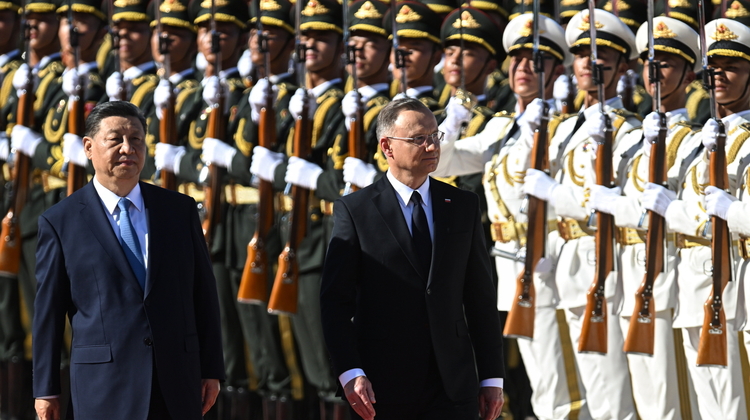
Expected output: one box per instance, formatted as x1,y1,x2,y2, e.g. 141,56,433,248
683,69,697,88
83,136,93,159
430,46,444,68
379,137,393,158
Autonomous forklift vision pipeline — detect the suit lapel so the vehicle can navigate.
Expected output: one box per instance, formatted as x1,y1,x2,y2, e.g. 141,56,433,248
427,179,451,288
79,182,142,293
140,183,163,297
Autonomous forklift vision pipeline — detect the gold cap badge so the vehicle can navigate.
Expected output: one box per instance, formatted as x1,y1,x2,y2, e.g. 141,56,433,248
160,0,186,13
301,0,330,16
726,0,750,18
653,21,676,38
452,10,481,29
260,0,282,11
354,1,382,19
711,23,739,41
578,13,604,31
395,5,421,23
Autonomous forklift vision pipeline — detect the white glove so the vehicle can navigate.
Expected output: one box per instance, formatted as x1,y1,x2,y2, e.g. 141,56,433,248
0,133,9,161
518,98,546,141
341,90,368,131
589,184,622,215
641,182,676,217
248,78,278,124
289,88,317,120
438,97,473,136
586,111,607,144
238,49,254,79
202,76,222,108
343,157,376,188
155,143,186,174
702,118,721,151
641,111,665,158
153,79,172,120
62,67,80,97
202,137,236,169
10,125,42,157
522,168,559,202
553,74,572,102
195,52,208,72
284,156,323,190
106,71,124,101
616,74,628,98
250,145,284,182
12,63,31,96
62,133,88,167
704,185,737,220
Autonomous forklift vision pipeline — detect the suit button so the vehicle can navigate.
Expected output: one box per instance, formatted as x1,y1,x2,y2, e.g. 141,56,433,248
426,288,431,295
144,338,153,346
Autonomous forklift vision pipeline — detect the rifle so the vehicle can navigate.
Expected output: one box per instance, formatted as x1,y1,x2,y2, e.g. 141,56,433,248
155,0,177,191
504,4,547,339
579,1,616,354
202,0,227,251
108,0,126,101
238,0,277,304
267,0,311,314
624,0,666,355
696,0,731,367
392,2,409,95
66,0,88,195
453,4,477,123
0,3,33,276
621,69,637,113
342,0,364,195
561,73,576,114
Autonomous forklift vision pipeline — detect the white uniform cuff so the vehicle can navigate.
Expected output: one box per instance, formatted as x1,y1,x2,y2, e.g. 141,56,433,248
479,378,504,388
339,368,366,387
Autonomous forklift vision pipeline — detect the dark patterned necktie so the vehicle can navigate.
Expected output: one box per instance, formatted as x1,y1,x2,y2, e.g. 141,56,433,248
410,191,432,275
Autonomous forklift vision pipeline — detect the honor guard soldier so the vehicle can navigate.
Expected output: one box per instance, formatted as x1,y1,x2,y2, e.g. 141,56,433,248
433,13,594,420
520,9,641,419
0,0,22,142
588,15,703,419
642,17,750,420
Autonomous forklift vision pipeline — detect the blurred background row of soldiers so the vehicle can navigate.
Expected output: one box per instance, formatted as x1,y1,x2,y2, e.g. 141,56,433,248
0,0,748,418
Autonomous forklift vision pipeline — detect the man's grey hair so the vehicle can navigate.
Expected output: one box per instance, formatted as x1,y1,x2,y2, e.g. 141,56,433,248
376,98,432,140
85,101,147,138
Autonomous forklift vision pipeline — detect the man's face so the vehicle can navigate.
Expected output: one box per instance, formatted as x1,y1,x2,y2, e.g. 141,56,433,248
301,30,342,72
59,13,104,65
641,52,694,99
0,10,18,42
381,109,440,178
347,31,390,80
709,56,750,105
573,45,623,92
508,49,558,98
115,20,152,64
84,116,146,187
27,12,59,51
197,21,242,64
391,38,441,84
249,26,292,65
151,25,196,65
443,42,493,89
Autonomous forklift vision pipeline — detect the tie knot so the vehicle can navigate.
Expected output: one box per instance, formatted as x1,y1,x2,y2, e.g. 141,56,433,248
118,197,131,212
410,191,422,207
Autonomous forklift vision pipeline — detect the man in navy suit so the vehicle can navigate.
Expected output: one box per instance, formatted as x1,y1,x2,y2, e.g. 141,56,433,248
320,98,505,420
32,101,224,420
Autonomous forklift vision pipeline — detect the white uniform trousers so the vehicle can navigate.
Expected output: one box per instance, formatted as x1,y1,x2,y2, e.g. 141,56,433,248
564,306,636,420
680,326,748,420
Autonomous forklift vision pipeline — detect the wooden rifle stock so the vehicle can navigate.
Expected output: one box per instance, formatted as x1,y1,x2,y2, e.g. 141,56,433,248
623,120,666,355
267,103,311,315
66,93,87,196
202,98,227,251
238,86,277,304
347,98,365,192
579,121,614,354
0,89,34,276
158,88,178,191
503,116,548,339
697,123,731,366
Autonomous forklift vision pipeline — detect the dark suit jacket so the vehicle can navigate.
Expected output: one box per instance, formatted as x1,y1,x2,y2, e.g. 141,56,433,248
33,181,224,420
320,176,505,405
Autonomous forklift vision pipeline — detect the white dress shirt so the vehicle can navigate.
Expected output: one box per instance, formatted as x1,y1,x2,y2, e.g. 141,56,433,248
93,178,149,269
338,172,503,390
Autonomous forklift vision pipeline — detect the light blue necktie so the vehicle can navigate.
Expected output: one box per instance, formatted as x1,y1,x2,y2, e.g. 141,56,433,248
118,198,146,290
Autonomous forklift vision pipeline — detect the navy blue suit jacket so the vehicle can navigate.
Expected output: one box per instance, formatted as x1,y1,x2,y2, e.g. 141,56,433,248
33,181,224,420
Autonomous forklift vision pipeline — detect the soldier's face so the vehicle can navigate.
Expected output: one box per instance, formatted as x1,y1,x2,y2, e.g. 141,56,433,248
572,45,624,93
641,52,694,100
114,21,152,64
443,43,494,92
27,12,60,51
249,26,292,66
197,21,242,65
84,116,146,189
391,38,442,84
151,25,196,66
0,10,18,43
380,109,440,179
709,56,750,105
508,49,557,99
301,30,342,72
347,32,390,81
59,13,105,67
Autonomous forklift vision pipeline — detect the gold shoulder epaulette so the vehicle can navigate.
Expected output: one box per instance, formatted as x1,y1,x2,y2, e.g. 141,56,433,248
366,95,389,108
226,78,245,92
491,110,512,118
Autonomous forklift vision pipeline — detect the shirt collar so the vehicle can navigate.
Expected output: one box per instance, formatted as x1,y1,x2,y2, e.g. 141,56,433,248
405,86,433,98
311,78,342,97
0,50,20,67
169,68,194,85
219,67,239,79
581,96,621,119
269,72,292,84
123,61,156,81
93,177,145,215
386,170,431,208
36,52,61,71
74,61,99,74
666,108,687,125
357,83,389,99
722,110,750,126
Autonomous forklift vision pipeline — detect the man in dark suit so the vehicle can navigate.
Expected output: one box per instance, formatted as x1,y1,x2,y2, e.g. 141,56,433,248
32,101,224,420
320,98,505,420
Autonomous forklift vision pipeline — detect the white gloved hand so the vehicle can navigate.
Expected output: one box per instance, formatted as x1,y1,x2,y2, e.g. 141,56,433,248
704,185,737,220
0,133,9,161
62,133,88,167
522,168,559,202
438,97,473,136
284,156,323,190
518,98,546,142
341,90,368,131
202,137,236,169
250,145,285,182
153,79,172,120
553,74,572,102
586,111,607,144
238,49,254,79
12,63,31,96
702,118,721,151
616,74,628,98
589,184,622,215
62,67,80,97
641,111,664,158
10,125,42,157
202,75,222,108
641,182,676,217
288,88,317,120
106,71,124,101
155,143,186,174
248,78,278,124
343,157,377,188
